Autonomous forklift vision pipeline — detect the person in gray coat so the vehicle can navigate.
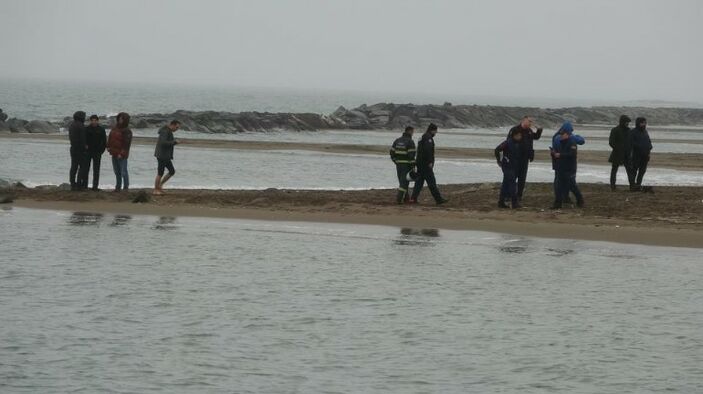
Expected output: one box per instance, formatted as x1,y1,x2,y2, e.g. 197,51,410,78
153,120,180,195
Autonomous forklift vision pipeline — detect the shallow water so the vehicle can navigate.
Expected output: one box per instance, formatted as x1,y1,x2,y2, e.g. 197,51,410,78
1,207,702,393
1,139,701,189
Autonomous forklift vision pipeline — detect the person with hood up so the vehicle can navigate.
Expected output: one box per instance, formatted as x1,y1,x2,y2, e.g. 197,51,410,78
389,126,416,204
85,114,107,191
494,129,523,209
106,112,133,192
153,120,181,195
551,122,585,209
629,117,653,191
410,123,448,205
608,115,633,191
506,116,543,201
68,111,88,190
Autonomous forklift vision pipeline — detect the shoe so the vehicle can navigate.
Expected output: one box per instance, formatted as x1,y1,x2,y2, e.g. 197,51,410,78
576,200,585,208
408,199,418,204
564,197,573,204
91,187,101,192
498,201,509,209
550,203,562,210
512,202,522,209
436,198,449,205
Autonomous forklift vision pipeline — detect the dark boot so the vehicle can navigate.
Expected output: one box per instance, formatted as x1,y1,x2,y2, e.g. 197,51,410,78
498,200,509,209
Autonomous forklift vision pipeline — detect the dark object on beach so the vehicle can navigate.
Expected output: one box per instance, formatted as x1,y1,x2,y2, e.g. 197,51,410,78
0,194,15,204
132,190,151,203
12,182,27,189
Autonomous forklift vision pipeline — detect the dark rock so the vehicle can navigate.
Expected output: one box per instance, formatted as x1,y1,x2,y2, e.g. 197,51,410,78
0,109,8,122
0,194,14,204
12,182,27,189
0,120,9,132
0,178,11,189
132,190,151,203
26,120,58,133
6,118,29,133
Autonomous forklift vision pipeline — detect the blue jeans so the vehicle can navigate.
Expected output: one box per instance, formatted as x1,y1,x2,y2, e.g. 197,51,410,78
111,157,129,190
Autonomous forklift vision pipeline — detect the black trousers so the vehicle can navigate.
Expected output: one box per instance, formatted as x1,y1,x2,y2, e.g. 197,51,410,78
86,153,102,190
611,162,635,188
70,150,88,189
554,172,583,207
632,155,649,186
411,165,443,203
395,164,412,203
516,160,529,199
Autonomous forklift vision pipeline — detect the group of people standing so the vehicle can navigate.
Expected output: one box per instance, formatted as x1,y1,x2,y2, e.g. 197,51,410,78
391,115,655,209
68,111,181,194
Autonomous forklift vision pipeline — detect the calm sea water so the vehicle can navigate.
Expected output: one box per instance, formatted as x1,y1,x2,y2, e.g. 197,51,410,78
1,207,702,393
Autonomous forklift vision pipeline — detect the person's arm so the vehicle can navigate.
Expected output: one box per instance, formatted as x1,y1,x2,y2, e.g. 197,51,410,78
121,130,132,157
408,140,416,165
571,134,585,145
608,128,617,149
494,142,505,165
99,128,107,153
533,127,543,140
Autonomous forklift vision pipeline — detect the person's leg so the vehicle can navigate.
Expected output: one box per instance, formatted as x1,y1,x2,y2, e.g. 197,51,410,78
636,157,649,186
91,154,101,190
610,164,618,191
70,152,80,190
160,160,176,188
499,167,509,207
553,172,568,208
121,159,129,190
424,167,444,203
507,169,519,207
395,165,409,204
410,170,426,202
154,159,165,194
516,160,528,199
569,175,584,206
112,156,122,190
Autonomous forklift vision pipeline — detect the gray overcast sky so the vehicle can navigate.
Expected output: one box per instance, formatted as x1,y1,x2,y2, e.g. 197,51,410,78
1,0,702,103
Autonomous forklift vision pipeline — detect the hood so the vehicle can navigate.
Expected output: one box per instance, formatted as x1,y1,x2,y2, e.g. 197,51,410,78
73,111,86,122
635,117,647,130
618,115,631,127
558,121,574,135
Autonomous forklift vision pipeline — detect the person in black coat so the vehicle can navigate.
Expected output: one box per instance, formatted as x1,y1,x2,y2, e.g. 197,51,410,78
495,131,523,209
506,116,543,200
410,123,447,205
629,117,653,191
608,115,633,190
68,111,88,190
85,115,107,191
389,126,416,204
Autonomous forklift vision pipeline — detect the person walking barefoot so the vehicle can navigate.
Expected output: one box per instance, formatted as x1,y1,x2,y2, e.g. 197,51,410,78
153,120,180,195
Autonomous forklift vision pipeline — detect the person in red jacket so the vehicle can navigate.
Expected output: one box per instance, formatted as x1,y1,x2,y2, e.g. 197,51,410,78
106,112,133,191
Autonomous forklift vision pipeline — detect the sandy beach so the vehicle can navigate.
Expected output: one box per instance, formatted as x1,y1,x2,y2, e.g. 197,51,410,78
2,133,703,171
5,183,703,248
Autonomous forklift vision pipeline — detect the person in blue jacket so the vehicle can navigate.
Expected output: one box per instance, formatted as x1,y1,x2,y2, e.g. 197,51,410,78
494,130,523,209
551,122,585,209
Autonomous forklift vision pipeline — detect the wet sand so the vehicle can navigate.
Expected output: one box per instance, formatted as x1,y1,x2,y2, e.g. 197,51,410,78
2,133,703,171
6,183,703,248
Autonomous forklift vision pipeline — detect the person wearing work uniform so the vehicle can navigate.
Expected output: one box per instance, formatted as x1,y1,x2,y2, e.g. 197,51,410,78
550,122,584,204
410,123,448,205
68,111,88,191
494,130,523,209
85,114,107,191
507,116,543,201
153,120,181,195
106,112,133,192
389,126,416,204
629,117,653,191
608,115,633,191
552,125,585,209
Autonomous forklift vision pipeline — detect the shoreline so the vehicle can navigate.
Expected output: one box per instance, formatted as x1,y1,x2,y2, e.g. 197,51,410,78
6,184,703,248
2,133,703,171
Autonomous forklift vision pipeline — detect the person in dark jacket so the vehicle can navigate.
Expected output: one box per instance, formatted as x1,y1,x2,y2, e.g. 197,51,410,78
550,122,585,207
68,111,88,190
153,120,181,195
551,126,585,209
410,123,447,205
85,115,107,191
507,116,543,200
106,112,133,192
629,117,653,191
608,115,633,191
389,126,416,204
495,130,523,209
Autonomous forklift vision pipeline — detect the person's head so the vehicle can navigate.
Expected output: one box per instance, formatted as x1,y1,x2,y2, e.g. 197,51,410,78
559,121,574,135
89,114,99,127
635,117,647,129
116,112,130,128
619,115,631,127
511,130,523,142
427,123,438,136
168,120,181,132
559,129,571,140
73,111,86,123
404,126,414,136
520,116,533,129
